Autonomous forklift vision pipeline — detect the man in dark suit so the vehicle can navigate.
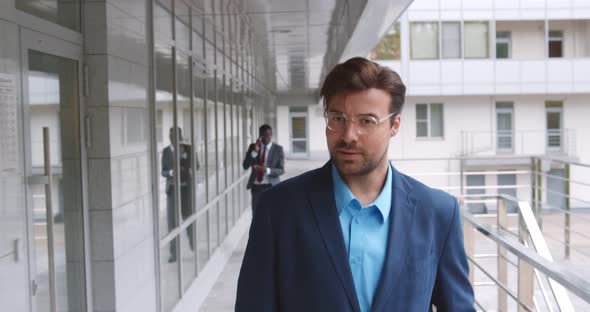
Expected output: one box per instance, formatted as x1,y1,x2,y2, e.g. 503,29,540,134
236,58,475,311
161,127,195,263
242,124,284,215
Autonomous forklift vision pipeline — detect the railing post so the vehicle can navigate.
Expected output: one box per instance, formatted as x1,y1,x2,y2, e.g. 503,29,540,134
537,158,543,229
497,197,508,312
565,163,571,259
531,157,538,216
460,158,465,196
462,211,475,287
518,212,535,312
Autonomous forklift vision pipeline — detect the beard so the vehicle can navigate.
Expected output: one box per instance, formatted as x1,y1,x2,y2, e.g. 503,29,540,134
329,140,388,177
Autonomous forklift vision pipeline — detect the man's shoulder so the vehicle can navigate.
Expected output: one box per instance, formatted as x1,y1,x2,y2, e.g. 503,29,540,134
398,171,457,214
264,167,320,196
271,143,284,150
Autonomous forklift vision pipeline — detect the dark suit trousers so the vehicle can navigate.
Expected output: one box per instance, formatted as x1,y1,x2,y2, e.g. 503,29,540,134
250,184,272,217
166,185,195,259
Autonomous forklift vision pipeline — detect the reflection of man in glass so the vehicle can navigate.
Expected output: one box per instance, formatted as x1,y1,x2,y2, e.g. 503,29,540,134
161,127,194,263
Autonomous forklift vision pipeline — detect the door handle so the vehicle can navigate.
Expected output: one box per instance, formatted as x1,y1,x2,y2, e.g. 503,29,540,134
41,127,57,312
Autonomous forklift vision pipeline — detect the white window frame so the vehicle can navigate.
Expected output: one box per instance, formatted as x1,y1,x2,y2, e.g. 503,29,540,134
496,31,512,59
548,30,564,58
416,103,444,139
546,103,563,153
495,102,514,153
442,21,462,59
410,22,439,60
464,21,489,59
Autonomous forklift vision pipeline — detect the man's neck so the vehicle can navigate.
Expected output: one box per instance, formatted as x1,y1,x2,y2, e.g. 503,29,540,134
341,161,389,207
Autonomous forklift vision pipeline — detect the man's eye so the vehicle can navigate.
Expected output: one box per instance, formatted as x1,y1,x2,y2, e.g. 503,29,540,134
359,118,377,126
331,116,345,122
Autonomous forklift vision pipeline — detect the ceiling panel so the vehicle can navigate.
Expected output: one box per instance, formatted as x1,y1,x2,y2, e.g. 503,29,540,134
208,0,412,96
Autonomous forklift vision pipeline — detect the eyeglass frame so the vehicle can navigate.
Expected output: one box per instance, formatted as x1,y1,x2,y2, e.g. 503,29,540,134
323,111,398,134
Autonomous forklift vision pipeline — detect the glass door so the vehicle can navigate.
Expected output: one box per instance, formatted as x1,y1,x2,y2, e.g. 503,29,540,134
496,102,513,154
20,29,86,312
546,107,563,153
289,107,308,156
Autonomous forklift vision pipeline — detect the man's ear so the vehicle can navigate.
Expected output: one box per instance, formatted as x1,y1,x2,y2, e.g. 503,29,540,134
390,114,401,137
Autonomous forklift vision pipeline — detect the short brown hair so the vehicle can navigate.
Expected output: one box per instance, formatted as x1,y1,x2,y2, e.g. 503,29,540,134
320,57,406,115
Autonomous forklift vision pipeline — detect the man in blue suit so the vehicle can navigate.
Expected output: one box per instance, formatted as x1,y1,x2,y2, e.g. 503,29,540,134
236,57,475,311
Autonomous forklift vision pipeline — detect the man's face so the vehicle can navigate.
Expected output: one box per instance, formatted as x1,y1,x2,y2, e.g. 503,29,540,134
326,88,400,177
170,129,183,145
260,129,272,145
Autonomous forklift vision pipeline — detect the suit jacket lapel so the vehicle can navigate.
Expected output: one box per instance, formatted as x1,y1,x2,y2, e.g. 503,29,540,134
266,144,273,165
309,162,361,312
371,166,416,311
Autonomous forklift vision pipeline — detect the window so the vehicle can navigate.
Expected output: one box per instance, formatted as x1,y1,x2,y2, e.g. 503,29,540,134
496,102,513,152
370,23,401,60
464,22,489,58
545,101,563,151
496,31,511,59
442,22,461,58
411,22,439,59
16,0,81,31
416,103,444,138
289,107,308,155
549,30,563,58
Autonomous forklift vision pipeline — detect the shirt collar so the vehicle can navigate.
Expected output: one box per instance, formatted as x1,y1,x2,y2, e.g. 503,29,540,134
331,162,393,222
263,142,272,150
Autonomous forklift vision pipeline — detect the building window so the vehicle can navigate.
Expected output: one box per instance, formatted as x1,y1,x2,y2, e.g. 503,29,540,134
549,30,563,58
369,22,401,60
496,31,511,59
496,102,513,153
545,101,563,151
464,21,489,58
16,0,81,31
411,22,439,59
442,22,462,59
289,107,308,155
416,103,444,138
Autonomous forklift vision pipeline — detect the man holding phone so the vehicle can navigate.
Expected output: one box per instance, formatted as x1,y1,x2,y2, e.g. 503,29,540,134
243,124,285,215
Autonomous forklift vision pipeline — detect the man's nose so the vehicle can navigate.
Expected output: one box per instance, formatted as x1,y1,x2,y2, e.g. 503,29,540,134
340,120,358,143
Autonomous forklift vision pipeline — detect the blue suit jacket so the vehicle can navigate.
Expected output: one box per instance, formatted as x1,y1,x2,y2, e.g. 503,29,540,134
236,161,475,312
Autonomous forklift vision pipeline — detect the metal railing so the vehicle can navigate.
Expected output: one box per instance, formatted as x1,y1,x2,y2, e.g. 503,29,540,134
391,155,590,311
460,194,590,311
461,129,577,158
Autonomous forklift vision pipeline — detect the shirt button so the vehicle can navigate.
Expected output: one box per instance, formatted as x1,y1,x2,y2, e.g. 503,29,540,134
351,257,360,264
355,216,361,224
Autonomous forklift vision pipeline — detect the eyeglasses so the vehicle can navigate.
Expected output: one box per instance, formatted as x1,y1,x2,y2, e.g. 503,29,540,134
324,112,396,135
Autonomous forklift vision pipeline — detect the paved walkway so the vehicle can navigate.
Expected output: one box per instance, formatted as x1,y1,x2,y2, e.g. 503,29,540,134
199,159,327,311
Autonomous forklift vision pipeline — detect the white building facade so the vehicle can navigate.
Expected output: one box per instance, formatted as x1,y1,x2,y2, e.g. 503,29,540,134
276,0,590,211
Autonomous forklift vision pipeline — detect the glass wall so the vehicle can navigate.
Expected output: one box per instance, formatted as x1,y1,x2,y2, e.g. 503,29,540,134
150,1,269,310
16,0,81,31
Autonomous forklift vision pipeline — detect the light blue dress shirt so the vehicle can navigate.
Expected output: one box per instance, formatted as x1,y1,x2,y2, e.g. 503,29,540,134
332,163,393,312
